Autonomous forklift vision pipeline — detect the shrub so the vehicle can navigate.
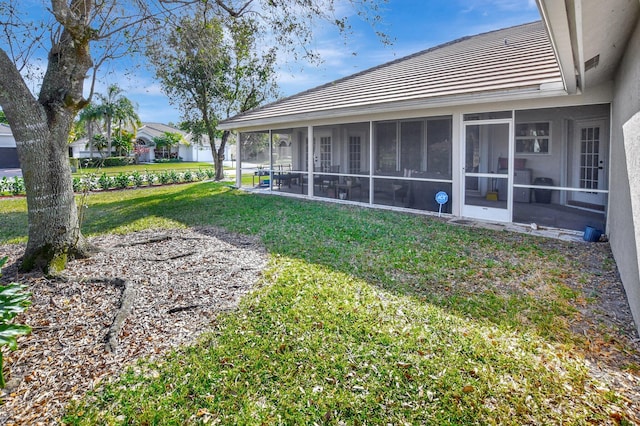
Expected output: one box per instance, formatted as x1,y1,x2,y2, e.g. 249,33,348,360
82,173,98,191
103,156,133,167
146,172,158,185
183,170,193,182
205,168,216,179
153,157,183,164
195,169,207,181
72,177,82,192
97,173,113,190
0,177,8,194
82,157,132,168
10,177,24,196
80,158,101,168
0,256,31,388
158,170,171,185
169,170,180,184
131,171,144,187
114,173,130,189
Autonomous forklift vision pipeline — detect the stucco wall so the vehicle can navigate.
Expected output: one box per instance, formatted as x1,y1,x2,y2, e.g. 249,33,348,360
610,17,640,335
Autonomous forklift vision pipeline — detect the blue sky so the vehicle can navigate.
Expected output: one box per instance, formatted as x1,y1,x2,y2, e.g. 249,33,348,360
100,0,542,124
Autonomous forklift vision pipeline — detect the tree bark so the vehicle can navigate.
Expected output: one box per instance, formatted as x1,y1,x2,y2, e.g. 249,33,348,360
213,130,229,181
19,121,93,273
0,7,95,274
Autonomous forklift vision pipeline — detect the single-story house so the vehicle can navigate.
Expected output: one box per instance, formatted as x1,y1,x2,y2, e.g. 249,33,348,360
219,1,640,333
0,123,20,168
69,122,233,163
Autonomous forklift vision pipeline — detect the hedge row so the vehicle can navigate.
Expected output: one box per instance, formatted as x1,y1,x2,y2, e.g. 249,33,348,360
0,168,216,196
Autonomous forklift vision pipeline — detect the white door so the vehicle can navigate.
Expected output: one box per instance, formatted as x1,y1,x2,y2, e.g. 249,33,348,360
571,119,608,208
462,120,513,222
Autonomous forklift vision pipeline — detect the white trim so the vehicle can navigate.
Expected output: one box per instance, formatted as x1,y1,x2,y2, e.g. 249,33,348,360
574,0,586,89
268,130,273,191
222,82,613,133
514,184,608,193
369,121,374,205
461,117,514,223
307,126,314,197
465,172,508,179
235,133,241,187
570,117,609,206
452,113,462,216
537,0,578,93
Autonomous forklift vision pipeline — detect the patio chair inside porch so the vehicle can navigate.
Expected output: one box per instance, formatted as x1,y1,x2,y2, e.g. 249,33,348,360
274,164,299,189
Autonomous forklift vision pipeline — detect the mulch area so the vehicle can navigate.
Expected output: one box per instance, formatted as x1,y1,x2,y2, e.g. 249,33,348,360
0,228,267,425
0,227,639,424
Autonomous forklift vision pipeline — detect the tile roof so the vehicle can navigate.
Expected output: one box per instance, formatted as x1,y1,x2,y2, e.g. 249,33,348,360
220,21,563,129
138,122,186,139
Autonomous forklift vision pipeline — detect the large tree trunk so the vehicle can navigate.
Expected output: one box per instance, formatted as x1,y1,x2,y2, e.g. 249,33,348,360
16,114,92,274
212,130,229,181
0,5,95,274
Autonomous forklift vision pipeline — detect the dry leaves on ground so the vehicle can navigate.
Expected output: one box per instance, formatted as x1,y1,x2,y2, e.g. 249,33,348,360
1,227,640,424
0,227,267,425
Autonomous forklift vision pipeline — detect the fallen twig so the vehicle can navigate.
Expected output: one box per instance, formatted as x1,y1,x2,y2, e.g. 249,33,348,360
167,305,202,314
115,235,172,247
143,251,197,262
105,278,135,353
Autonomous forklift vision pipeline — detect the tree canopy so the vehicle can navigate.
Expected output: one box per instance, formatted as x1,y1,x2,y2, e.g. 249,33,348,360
147,4,279,179
0,0,388,273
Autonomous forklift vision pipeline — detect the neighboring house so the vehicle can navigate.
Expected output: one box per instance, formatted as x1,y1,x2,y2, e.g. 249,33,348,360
135,122,191,163
219,2,640,333
69,122,232,163
0,123,19,168
135,122,234,163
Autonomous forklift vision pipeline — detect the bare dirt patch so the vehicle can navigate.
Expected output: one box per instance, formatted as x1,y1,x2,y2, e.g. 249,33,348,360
0,227,267,425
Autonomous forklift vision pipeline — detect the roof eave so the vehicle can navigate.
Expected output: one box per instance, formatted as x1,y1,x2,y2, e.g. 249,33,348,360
218,84,568,131
537,0,578,94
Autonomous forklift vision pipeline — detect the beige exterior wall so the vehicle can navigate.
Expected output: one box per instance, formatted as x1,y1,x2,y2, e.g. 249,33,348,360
610,17,640,335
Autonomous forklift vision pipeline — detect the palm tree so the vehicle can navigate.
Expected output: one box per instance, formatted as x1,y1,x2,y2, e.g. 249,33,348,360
95,85,140,156
114,97,141,140
77,103,104,158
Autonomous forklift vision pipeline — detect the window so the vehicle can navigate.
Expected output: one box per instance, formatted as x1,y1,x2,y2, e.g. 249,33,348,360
580,126,600,191
320,136,331,170
515,122,550,154
348,135,361,173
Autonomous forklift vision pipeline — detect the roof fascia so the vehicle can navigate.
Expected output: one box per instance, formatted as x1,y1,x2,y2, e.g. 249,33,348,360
537,0,579,94
226,81,612,133
225,87,609,132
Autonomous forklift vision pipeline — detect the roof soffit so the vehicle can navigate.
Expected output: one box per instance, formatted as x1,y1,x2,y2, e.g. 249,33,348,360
541,0,640,91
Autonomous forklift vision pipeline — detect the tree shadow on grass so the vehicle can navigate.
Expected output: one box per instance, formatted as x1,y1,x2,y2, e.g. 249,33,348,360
4,182,638,365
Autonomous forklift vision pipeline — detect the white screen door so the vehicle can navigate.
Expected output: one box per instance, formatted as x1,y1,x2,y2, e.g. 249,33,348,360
462,119,513,222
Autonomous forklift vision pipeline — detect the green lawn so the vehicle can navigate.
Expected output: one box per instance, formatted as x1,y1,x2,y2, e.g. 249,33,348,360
0,182,634,424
